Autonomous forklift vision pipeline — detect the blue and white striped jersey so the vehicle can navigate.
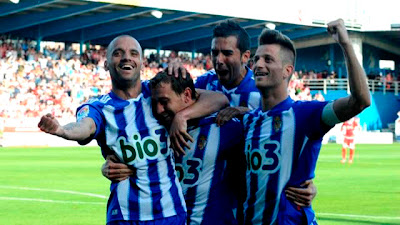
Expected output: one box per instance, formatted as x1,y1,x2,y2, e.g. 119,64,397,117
76,81,186,223
174,114,244,225
241,97,331,225
195,68,261,110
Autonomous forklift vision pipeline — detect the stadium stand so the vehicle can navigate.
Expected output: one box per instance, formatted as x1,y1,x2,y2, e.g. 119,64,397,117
0,0,399,146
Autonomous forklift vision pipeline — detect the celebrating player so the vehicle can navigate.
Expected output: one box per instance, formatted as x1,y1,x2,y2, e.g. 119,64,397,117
38,35,229,225
150,70,245,224
240,19,370,224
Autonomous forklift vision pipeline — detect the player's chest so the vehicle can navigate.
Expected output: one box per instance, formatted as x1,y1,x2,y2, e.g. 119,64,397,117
244,113,295,174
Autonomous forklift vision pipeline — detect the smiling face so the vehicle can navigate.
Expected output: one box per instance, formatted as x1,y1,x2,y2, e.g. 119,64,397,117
151,82,189,126
211,36,248,89
253,43,293,90
104,35,142,88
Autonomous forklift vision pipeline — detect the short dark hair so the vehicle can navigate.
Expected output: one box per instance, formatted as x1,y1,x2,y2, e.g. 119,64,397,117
150,69,197,100
258,29,296,67
213,20,250,54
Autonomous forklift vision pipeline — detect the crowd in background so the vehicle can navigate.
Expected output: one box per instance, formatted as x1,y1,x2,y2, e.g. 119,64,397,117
0,37,396,126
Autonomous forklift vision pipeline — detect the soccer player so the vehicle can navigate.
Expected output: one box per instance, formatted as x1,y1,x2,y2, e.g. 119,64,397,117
37,35,229,225
341,117,361,163
150,70,245,224
102,20,318,220
241,19,370,224
195,20,260,110
195,20,317,207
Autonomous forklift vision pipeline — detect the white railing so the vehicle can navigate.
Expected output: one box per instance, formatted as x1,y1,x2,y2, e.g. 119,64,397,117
302,79,399,95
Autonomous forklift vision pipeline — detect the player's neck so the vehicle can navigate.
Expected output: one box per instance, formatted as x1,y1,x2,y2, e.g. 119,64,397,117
260,87,289,111
112,79,142,100
225,66,247,89
237,66,248,86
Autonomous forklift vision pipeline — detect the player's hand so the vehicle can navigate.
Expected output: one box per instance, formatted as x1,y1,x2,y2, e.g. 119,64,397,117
169,111,194,156
216,107,248,126
166,63,187,79
327,19,350,46
101,155,135,182
285,179,317,207
38,113,63,136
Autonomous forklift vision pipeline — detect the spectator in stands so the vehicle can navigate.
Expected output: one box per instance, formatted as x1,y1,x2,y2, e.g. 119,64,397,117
385,72,393,89
313,91,325,101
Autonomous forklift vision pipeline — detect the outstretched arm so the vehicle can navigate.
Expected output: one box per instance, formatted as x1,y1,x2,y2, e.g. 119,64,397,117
38,113,96,141
169,89,229,155
324,19,371,124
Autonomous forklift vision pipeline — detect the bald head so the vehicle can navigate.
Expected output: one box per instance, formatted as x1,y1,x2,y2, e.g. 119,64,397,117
106,35,143,60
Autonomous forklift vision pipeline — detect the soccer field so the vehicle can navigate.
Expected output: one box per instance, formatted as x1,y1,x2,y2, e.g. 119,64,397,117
0,144,399,225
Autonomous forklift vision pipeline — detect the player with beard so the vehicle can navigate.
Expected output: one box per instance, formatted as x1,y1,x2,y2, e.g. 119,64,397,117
38,35,229,225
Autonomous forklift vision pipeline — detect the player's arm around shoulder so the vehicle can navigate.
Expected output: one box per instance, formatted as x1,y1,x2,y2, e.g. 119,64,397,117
38,113,96,142
169,89,229,154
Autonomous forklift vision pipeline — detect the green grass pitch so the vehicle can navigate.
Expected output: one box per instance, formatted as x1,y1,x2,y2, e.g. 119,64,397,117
0,144,399,225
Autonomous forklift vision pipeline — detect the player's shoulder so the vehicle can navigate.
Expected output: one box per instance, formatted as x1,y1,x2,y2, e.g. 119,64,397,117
292,100,329,112
243,108,262,123
83,93,113,106
237,68,258,91
196,69,218,81
141,80,152,97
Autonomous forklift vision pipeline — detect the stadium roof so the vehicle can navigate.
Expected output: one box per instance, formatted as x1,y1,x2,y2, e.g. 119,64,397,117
2,0,399,54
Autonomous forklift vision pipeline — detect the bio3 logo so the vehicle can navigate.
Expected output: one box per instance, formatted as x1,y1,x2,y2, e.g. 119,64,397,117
118,127,168,163
175,158,202,187
245,140,281,174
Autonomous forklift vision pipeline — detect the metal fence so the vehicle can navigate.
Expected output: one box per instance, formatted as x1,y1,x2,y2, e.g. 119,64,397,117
303,79,400,95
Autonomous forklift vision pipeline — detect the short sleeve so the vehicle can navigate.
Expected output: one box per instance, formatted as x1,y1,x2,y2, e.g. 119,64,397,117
76,103,104,145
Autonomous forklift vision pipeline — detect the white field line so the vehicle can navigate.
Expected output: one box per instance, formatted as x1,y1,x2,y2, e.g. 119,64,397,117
0,185,107,199
1,186,399,220
318,212,400,220
0,196,104,205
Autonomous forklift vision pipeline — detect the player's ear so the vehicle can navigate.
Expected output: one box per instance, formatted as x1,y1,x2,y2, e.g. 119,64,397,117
241,50,251,65
183,87,192,103
283,64,294,80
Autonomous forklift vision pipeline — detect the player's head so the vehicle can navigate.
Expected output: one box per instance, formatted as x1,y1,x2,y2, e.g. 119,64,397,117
253,29,296,90
150,69,197,126
211,20,251,89
105,35,143,89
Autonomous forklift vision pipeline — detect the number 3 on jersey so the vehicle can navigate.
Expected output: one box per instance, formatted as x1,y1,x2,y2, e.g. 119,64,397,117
175,158,202,187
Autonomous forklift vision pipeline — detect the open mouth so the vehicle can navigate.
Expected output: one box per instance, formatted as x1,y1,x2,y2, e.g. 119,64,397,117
254,72,269,77
119,64,133,70
216,69,229,77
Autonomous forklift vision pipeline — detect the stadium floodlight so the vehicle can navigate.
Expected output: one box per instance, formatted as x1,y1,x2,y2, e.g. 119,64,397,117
9,0,19,3
151,10,163,19
265,22,276,30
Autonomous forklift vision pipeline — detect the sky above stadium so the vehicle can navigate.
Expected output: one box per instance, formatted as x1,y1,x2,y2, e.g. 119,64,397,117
89,0,399,31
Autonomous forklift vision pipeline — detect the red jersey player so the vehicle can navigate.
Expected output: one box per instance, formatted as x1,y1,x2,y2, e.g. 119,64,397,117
341,117,361,163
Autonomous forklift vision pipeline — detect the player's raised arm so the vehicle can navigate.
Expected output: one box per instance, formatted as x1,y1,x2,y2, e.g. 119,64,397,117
38,113,96,141
324,19,371,124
